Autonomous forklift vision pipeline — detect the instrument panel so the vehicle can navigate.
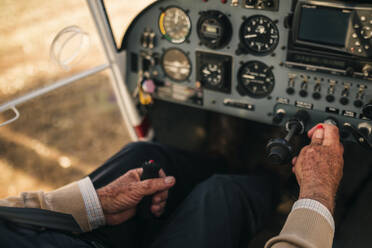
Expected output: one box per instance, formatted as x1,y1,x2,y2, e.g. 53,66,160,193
123,0,372,147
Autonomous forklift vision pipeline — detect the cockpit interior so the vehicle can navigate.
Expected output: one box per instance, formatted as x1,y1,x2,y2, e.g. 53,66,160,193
119,0,372,245
1,0,372,247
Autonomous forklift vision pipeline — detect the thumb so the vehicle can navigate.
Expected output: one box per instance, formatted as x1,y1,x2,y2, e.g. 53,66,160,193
138,176,175,196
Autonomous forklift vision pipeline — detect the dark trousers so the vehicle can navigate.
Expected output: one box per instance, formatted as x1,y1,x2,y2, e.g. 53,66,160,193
84,142,278,248
0,142,277,248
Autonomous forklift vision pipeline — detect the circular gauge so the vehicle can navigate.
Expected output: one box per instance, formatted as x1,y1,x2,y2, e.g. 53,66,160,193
237,61,275,98
159,7,191,44
162,48,191,82
201,63,223,87
197,11,232,50
239,15,279,55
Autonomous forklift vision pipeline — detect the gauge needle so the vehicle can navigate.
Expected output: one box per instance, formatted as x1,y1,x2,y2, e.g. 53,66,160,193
242,74,255,79
203,69,211,75
175,11,179,24
244,34,258,39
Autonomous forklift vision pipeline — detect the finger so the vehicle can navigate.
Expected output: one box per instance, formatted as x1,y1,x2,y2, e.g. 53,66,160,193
132,168,144,178
292,156,298,166
151,206,165,217
308,124,323,138
139,176,176,196
308,124,340,146
159,169,166,178
292,146,308,184
151,202,166,214
151,204,161,213
106,208,136,226
322,124,341,146
152,190,168,204
310,126,324,145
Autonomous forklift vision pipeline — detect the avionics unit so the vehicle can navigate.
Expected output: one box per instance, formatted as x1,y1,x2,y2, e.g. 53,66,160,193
286,0,372,80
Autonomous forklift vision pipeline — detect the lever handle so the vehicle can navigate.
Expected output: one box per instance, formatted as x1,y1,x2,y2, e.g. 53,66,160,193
267,110,309,165
137,161,161,220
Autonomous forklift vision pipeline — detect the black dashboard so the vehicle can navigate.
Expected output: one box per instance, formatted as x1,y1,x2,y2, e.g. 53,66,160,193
122,0,372,148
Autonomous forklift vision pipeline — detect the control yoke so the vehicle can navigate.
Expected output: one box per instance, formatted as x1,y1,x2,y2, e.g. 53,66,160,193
267,110,310,165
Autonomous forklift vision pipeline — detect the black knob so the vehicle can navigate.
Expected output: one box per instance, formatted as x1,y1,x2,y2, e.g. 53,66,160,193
286,87,295,95
340,97,349,105
354,99,364,108
267,139,292,165
362,101,372,119
312,92,321,100
326,95,335,103
299,89,308,97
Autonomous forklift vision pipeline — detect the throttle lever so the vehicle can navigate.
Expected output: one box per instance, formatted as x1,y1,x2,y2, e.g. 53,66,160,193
137,160,161,220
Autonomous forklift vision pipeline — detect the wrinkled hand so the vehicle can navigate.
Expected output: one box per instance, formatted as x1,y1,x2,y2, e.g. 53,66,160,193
292,124,344,214
96,168,175,225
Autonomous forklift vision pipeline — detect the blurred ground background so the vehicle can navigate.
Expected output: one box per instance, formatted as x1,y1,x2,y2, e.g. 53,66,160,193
0,0,154,198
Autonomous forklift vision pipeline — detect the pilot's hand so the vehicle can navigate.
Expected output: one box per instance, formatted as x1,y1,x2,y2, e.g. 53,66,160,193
292,124,344,214
96,168,175,225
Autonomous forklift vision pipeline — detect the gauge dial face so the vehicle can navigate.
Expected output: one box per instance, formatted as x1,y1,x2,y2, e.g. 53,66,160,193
162,48,191,82
159,7,191,44
197,11,232,50
240,15,279,55
238,61,275,98
201,63,223,87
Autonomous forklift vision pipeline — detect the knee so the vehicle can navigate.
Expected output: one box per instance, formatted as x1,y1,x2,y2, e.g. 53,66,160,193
198,175,241,196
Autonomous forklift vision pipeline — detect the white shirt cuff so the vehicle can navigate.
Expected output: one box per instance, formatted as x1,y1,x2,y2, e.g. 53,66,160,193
292,198,335,231
78,177,106,230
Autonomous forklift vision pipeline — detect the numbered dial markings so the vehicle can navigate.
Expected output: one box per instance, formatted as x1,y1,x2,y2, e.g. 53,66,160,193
240,15,279,55
238,61,275,98
162,48,191,82
159,7,191,44
201,63,223,87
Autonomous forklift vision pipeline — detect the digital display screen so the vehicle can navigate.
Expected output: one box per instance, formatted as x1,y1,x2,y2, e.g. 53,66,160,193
298,7,350,47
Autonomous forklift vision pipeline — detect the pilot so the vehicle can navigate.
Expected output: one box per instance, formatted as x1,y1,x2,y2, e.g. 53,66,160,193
0,123,343,248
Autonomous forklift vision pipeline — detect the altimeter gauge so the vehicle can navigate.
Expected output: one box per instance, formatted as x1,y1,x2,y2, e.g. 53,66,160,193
238,15,279,55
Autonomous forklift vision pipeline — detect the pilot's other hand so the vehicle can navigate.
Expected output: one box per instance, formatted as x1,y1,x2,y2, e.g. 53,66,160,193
292,124,344,214
96,168,175,225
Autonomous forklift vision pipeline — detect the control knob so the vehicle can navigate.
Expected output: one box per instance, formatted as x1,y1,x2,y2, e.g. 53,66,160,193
362,101,372,119
354,85,366,108
312,82,322,100
286,74,296,95
340,84,351,106
299,80,308,97
362,64,372,78
326,81,337,103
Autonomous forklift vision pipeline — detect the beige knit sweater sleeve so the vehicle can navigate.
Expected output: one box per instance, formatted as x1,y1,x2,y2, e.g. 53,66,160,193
0,182,90,232
265,208,334,248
